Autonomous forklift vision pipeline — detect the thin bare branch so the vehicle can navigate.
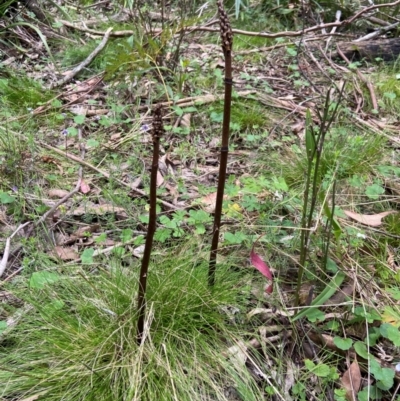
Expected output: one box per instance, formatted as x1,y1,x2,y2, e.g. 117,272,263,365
50,27,112,89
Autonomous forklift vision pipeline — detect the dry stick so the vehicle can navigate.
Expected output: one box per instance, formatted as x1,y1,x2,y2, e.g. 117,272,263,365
38,141,177,210
49,27,112,89
137,105,164,345
139,90,254,110
60,20,342,39
208,1,233,287
354,20,400,42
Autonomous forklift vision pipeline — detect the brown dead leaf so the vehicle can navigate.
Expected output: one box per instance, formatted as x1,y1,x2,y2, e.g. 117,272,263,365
2,57,15,66
180,113,191,128
344,210,396,227
297,282,315,306
72,224,100,239
199,192,228,213
70,106,88,115
133,245,145,258
208,137,220,148
211,58,225,69
341,360,361,401
52,246,79,261
284,361,296,397
48,189,70,198
62,224,100,245
130,176,142,189
0,209,8,225
328,280,355,304
158,155,168,175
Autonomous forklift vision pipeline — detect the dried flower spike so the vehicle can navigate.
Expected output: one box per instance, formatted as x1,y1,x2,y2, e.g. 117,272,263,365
151,105,164,141
137,103,165,344
217,0,233,53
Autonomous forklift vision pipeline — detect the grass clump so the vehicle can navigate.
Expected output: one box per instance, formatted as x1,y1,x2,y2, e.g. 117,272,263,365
0,244,263,401
279,126,385,188
0,74,53,112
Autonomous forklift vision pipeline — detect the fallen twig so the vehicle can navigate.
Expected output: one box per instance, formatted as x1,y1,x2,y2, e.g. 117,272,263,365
142,90,255,111
354,20,400,42
50,27,112,89
57,19,130,36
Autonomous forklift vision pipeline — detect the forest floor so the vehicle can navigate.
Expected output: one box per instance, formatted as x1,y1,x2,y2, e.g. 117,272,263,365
0,1,400,401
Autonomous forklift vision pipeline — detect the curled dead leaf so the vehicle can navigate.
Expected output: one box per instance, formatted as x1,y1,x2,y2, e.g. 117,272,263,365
344,210,396,227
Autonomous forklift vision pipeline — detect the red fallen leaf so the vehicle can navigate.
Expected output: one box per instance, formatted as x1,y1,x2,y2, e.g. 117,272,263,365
250,246,273,294
80,180,90,194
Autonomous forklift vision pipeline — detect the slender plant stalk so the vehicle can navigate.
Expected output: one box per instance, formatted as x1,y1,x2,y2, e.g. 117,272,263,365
295,88,344,307
137,105,164,344
208,0,234,287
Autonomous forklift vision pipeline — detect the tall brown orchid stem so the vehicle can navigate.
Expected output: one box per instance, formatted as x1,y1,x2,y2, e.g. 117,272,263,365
209,0,233,287
137,105,164,344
